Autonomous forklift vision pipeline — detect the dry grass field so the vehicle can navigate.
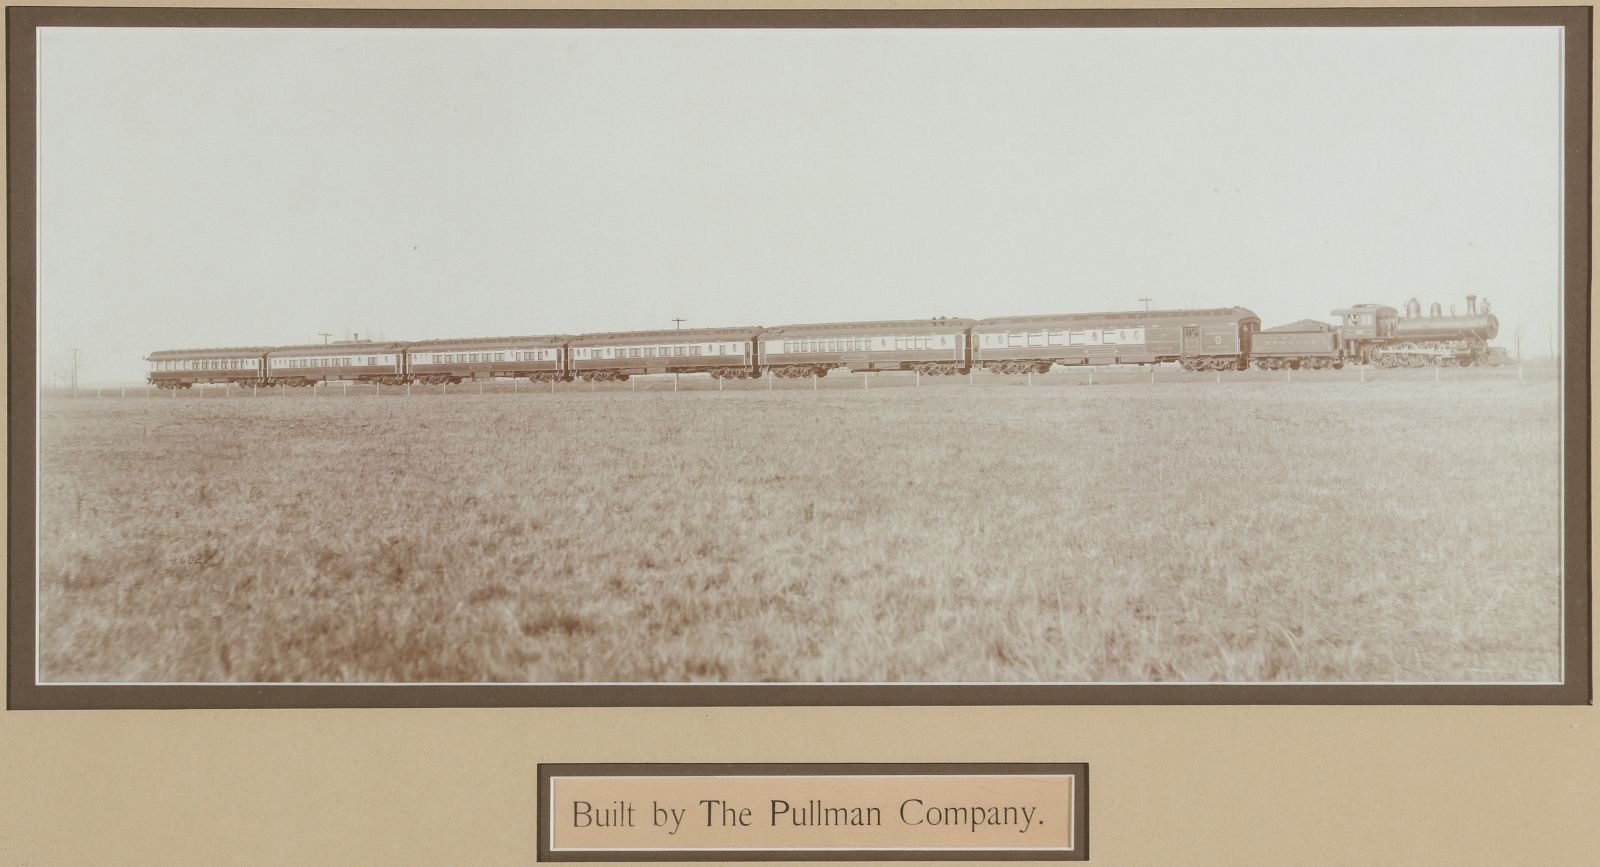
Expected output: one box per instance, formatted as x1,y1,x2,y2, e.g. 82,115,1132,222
36,371,1563,683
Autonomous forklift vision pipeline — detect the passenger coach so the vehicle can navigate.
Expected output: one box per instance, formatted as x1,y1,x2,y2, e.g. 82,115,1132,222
406,335,570,384
972,307,1260,373
569,326,764,381
758,318,975,378
265,340,411,387
147,346,274,389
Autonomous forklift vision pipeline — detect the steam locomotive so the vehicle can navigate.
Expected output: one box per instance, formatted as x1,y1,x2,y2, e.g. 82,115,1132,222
1250,294,1500,371
144,295,1504,389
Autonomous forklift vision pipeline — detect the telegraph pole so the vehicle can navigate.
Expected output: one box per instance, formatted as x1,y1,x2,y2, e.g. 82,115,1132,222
671,318,686,330
318,331,333,344
1138,297,1151,312
69,348,79,397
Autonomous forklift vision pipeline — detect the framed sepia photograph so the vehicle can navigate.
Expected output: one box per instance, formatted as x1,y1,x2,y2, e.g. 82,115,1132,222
7,6,1590,708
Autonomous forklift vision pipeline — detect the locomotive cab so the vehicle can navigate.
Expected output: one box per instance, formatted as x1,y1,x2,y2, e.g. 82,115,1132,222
1331,304,1396,355
1331,304,1396,339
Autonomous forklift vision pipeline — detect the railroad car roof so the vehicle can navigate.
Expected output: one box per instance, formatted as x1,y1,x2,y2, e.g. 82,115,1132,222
575,326,764,343
976,307,1260,328
762,317,976,336
267,341,411,354
406,334,570,348
146,346,277,359
1260,319,1335,332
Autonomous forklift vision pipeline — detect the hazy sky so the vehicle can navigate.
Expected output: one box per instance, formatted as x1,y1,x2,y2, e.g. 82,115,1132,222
37,25,1564,383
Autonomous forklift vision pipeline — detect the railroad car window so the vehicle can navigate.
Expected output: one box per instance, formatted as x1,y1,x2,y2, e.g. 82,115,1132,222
368,357,376,366
689,346,701,356
1028,333,1043,347
1008,333,1024,347
673,346,685,356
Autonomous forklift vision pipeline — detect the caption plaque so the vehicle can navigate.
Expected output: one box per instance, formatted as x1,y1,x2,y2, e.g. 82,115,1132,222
537,763,1088,862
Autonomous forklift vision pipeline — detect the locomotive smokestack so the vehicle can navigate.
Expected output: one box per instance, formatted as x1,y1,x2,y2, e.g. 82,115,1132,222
1429,302,1442,318
1466,295,1477,314
1405,298,1421,318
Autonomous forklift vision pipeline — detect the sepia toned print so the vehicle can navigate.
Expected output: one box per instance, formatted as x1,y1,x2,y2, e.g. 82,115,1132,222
21,13,1580,695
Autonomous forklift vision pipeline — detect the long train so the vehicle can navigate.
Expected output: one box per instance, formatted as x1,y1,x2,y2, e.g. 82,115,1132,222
145,295,1502,389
